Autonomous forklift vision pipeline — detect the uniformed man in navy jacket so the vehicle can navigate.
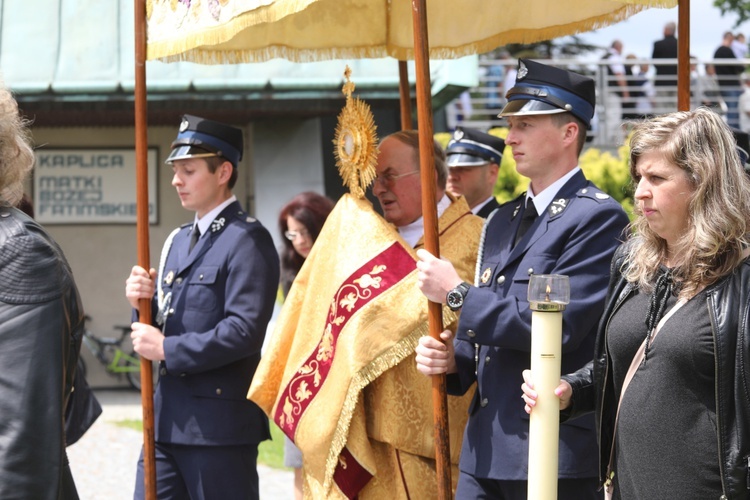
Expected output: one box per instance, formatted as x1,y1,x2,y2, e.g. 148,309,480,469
445,126,506,219
125,115,279,500
414,60,629,499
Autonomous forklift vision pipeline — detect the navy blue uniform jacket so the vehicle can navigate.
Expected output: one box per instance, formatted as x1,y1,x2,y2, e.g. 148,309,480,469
448,171,629,481
149,201,279,446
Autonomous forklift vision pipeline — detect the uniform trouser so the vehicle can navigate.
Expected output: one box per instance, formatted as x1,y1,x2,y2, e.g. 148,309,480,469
134,442,259,500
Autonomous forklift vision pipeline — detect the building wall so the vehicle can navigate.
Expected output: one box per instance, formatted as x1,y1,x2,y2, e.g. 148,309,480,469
253,117,326,252
30,117,326,387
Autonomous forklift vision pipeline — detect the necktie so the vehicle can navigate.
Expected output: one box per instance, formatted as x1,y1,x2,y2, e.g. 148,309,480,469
514,199,538,246
189,226,200,253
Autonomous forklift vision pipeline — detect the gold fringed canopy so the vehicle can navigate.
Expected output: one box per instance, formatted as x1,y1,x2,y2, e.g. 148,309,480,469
147,0,677,64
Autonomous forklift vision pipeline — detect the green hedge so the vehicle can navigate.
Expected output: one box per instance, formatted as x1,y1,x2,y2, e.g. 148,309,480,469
435,129,635,218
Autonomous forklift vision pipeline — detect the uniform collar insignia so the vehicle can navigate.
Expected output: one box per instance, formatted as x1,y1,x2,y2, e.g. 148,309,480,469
480,267,492,284
512,203,522,218
548,198,568,217
517,61,528,80
210,217,226,233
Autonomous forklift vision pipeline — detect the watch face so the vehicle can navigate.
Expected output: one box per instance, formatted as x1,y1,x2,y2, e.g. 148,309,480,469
447,290,463,310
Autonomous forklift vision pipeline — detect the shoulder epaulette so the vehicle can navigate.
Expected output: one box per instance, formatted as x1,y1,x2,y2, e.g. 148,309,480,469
576,186,613,203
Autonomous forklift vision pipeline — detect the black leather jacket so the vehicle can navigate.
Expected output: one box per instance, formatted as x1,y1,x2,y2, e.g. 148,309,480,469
563,246,750,500
0,206,84,499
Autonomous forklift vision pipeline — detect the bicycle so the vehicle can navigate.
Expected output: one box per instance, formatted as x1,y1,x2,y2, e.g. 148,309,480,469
79,315,157,391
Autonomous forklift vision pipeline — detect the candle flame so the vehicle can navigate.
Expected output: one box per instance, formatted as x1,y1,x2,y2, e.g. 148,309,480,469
545,284,551,302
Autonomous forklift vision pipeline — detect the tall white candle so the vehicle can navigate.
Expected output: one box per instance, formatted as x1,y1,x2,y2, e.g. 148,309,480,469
527,308,563,500
527,275,568,500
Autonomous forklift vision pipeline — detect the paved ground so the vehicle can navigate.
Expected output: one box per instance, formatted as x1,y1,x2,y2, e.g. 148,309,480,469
67,389,293,500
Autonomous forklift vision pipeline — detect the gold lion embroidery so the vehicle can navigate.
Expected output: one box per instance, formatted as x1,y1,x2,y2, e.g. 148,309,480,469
317,324,334,362
340,264,387,311
281,396,294,429
353,264,386,289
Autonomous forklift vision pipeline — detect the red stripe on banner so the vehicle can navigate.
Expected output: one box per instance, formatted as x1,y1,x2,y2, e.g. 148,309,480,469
333,446,374,499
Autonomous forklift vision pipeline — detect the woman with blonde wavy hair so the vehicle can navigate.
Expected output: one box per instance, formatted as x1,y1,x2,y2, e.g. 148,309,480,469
522,107,750,499
0,84,85,499
0,87,33,206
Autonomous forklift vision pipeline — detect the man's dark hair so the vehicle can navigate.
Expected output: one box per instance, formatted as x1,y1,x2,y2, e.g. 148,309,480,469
549,113,588,155
206,156,238,189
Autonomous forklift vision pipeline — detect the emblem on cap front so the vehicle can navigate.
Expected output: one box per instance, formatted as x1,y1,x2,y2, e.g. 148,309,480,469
179,118,189,132
517,61,528,80
453,129,464,141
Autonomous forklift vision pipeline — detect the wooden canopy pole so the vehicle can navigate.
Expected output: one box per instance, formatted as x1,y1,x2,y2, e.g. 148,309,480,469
410,0,452,498
677,0,690,111
398,61,413,130
134,0,157,498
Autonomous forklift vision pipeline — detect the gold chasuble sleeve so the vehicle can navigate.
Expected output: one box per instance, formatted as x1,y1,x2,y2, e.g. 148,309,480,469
248,194,483,499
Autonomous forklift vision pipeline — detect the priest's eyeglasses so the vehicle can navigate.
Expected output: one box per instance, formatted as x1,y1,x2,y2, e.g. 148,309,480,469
284,228,310,241
373,170,419,187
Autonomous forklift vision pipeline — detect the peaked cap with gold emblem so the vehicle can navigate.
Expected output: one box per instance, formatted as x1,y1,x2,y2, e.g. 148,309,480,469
500,59,596,127
166,114,244,168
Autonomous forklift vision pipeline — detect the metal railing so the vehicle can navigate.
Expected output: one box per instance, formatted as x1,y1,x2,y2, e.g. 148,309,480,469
446,57,749,147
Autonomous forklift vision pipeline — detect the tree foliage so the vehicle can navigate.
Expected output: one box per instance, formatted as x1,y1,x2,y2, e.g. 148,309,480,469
713,0,750,27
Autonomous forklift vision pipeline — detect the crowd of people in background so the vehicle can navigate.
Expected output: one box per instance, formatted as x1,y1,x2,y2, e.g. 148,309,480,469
473,22,750,139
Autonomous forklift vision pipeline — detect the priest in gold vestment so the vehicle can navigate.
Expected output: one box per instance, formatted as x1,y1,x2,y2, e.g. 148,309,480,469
361,130,483,499
248,130,483,499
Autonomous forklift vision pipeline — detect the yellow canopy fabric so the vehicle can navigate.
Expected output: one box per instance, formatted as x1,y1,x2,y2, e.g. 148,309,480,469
147,0,677,64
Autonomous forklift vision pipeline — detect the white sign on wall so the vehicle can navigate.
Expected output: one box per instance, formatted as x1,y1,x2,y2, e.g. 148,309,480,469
34,148,159,224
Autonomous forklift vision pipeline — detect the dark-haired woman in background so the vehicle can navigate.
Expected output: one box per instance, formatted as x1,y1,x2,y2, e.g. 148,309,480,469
279,192,335,296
